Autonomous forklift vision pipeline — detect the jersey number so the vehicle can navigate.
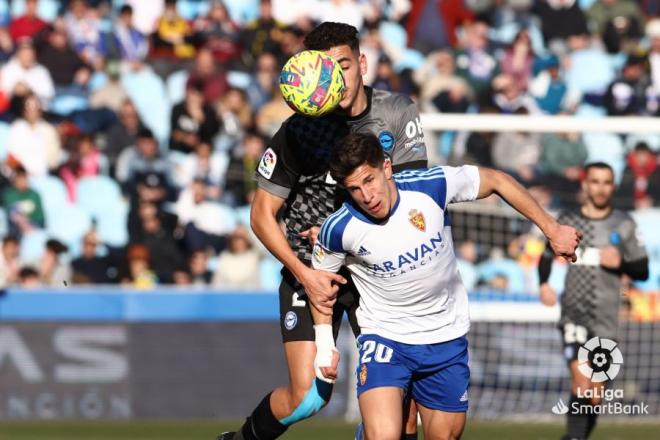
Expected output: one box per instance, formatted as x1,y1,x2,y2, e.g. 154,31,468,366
564,323,588,344
360,340,394,364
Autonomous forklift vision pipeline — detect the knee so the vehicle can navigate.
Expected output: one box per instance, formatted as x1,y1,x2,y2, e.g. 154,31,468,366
427,430,462,440
364,423,400,440
280,379,333,426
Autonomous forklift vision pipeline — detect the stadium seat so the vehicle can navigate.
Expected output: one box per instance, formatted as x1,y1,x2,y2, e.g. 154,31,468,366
394,49,425,73
625,134,660,152
88,71,109,92
259,255,282,291
166,69,189,105
0,0,9,25
46,204,92,256
457,259,477,291
224,0,259,23
379,21,407,50
11,0,59,21
631,209,660,291
582,132,625,182
76,176,128,247
50,93,89,116
566,48,614,94
121,69,170,144
19,229,49,263
476,258,527,293
0,209,8,238
0,121,10,161
227,71,252,90
30,175,69,229
177,0,209,20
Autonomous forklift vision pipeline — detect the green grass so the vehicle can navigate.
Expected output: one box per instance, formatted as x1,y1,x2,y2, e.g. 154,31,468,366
0,420,659,439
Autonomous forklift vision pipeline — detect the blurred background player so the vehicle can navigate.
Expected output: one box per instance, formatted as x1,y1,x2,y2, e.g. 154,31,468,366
218,22,428,440
538,162,649,440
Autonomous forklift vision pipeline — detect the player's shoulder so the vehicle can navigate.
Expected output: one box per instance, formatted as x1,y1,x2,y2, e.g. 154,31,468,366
610,209,636,226
319,204,354,252
371,87,414,110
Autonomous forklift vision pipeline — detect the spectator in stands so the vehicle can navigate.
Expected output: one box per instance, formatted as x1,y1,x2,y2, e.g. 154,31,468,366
176,139,229,194
212,224,261,289
500,29,535,91
115,127,175,204
187,47,229,105
71,231,115,284
529,54,581,114
9,0,48,43
37,25,91,91
534,0,589,51
1,39,55,106
216,87,252,152
454,20,499,104
246,52,279,111
122,243,157,289
169,80,221,153
189,249,213,287
431,81,471,113
138,208,186,284
371,54,399,92
64,0,105,69
241,0,284,68
491,109,542,184
38,239,71,287
175,178,231,253
224,131,265,205
103,99,143,166
256,89,293,137
406,0,473,52
7,94,62,177
415,49,472,112
2,167,45,237
538,131,588,207
647,19,660,94
192,1,241,64
89,61,130,113
18,266,41,287
111,4,149,67
616,143,660,209
491,73,540,114
588,0,644,53
153,0,195,59
128,199,178,244
0,28,14,63
0,236,21,288
604,54,651,116
59,135,103,202
313,0,365,31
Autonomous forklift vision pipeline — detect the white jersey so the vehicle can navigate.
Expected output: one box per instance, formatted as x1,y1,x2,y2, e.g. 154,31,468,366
312,165,480,344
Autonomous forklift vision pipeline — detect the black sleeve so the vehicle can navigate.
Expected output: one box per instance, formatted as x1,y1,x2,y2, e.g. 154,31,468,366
538,250,554,284
254,122,301,199
620,257,649,281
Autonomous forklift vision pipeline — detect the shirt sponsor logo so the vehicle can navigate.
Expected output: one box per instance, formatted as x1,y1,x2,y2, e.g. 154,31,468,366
378,131,395,151
257,148,277,179
369,231,444,275
409,209,426,232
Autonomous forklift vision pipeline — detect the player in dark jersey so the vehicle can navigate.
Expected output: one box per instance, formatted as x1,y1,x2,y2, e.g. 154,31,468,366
538,162,648,440
217,23,427,440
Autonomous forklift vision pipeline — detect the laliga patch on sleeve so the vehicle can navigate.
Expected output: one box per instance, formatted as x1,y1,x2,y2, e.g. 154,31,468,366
258,148,277,179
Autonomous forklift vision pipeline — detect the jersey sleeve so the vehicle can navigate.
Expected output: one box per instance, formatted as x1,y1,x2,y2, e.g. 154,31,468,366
389,94,428,171
254,122,301,199
620,216,648,262
312,209,351,272
443,165,480,206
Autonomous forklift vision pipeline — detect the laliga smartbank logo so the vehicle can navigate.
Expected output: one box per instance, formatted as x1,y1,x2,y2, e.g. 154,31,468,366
552,337,648,416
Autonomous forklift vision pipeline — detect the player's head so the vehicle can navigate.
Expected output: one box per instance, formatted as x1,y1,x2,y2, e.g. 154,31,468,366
330,133,395,219
582,162,615,209
304,22,366,111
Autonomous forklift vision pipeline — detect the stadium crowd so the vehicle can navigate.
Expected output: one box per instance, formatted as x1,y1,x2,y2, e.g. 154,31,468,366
0,0,658,291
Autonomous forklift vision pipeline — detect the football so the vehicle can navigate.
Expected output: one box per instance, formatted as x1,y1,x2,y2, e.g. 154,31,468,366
279,50,345,117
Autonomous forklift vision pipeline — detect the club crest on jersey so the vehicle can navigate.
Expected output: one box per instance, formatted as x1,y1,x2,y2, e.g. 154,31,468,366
359,364,368,385
378,131,395,151
313,244,325,263
257,148,277,179
409,209,426,232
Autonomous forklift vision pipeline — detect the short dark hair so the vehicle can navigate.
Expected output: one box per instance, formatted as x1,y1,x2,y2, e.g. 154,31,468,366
330,133,384,184
119,4,133,15
584,162,614,176
303,22,360,53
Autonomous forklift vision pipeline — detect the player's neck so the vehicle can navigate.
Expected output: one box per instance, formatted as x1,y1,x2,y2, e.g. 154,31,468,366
581,203,612,220
347,86,368,117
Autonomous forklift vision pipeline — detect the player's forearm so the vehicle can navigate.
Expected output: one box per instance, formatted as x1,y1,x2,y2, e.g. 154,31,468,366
310,301,332,326
250,203,309,282
479,168,558,237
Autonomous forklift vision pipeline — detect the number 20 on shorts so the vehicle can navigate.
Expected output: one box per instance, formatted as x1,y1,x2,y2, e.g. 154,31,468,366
360,340,394,364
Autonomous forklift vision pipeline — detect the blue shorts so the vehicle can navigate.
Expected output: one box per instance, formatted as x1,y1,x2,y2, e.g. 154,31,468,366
355,334,469,412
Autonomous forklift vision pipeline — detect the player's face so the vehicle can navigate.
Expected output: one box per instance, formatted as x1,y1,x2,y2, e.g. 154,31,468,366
582,167,615,209
344,160,395,219
325,44,367,110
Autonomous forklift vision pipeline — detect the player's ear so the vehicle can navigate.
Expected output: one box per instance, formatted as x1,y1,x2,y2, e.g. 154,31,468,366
359,52,367,76
383,158,392,179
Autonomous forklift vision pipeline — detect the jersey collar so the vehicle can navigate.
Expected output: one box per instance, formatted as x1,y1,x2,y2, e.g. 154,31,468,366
345,86,373,122
345,186,401,225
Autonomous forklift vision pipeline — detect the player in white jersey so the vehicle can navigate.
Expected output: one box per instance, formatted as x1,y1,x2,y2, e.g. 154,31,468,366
310,133,581,440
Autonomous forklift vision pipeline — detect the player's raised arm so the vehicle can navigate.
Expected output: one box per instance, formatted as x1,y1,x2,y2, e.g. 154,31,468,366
476,167,582,262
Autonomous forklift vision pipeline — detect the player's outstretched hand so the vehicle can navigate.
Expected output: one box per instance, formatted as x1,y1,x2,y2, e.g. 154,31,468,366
547,224,582,263
300,226,321,248
301,267,346,316
539,283,557,306
315,346,340,384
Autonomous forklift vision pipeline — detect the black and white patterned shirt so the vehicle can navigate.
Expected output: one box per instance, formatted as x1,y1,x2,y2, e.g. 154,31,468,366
255,87,428,262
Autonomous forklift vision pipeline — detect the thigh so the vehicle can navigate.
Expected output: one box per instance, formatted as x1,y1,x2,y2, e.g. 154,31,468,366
356,334,412,398
411,336,470,413
416,402,466,440
358,386,405,440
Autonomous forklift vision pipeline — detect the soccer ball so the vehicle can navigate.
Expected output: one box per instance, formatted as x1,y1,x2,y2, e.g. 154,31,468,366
279,50,345,117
